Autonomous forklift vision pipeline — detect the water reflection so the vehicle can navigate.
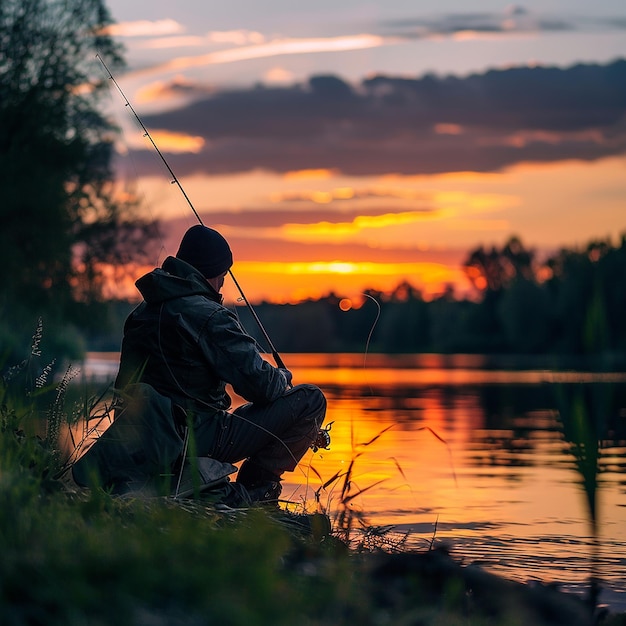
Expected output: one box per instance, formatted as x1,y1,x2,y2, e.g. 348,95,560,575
81,352,626,611
273,354,626,612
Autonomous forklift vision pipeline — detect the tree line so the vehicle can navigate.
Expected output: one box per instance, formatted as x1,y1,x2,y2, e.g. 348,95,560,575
74,233,626,360
235,235,626,358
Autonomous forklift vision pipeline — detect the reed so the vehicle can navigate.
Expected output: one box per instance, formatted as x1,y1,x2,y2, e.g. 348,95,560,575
555,382,612,611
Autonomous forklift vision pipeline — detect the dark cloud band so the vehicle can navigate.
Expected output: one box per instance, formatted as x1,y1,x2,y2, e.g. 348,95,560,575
122,59,626,177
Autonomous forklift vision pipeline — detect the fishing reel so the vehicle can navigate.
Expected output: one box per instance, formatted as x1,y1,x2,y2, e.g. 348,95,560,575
311,422,333,452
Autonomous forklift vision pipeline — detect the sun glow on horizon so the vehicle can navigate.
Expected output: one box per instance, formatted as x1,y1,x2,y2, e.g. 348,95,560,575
228,259,470,301
104,155,626,305
234,260,460,276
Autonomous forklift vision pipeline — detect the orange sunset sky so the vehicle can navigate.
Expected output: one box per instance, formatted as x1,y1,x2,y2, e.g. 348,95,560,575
101,0,626,305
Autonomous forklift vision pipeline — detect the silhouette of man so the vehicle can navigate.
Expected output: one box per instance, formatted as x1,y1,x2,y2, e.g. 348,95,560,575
113,225,327,503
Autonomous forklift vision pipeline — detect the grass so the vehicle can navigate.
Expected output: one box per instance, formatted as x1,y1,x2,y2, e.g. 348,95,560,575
1,330,624,626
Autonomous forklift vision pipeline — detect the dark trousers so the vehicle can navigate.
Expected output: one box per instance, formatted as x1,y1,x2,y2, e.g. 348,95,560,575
193,384,326,482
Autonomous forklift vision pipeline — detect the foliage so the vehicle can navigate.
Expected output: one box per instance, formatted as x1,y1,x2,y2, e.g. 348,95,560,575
0,0,160,360
233,233,626,358
461,234,626,357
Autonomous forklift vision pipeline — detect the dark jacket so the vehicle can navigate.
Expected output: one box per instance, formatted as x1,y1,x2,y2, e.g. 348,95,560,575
115,256,289,419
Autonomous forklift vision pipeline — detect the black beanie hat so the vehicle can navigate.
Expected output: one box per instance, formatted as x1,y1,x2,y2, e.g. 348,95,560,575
176,225,233,279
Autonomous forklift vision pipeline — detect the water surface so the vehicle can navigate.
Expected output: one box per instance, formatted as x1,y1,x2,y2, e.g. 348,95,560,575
84,352,626,612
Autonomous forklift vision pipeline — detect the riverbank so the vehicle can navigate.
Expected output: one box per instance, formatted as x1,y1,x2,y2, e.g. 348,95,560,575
6,476,624,626
73,351,626,616
1,416,623,624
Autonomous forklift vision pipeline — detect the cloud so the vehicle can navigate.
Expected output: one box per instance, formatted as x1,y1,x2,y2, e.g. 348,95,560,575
122,59,626,177
381,7,626,39
196,207,433,228
146,130,205,154
135,76,211,104
137,29,268,50
268,185,432,204
116,8,626,70
281,211,444,240
138,36,207,50
160,213,469,263
145,186,515,256
104,19,185,38
206,30,266,46
142,34,386,75
263,67,297,85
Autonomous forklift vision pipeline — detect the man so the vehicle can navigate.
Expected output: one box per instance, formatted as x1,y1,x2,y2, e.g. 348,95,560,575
112,224,327,504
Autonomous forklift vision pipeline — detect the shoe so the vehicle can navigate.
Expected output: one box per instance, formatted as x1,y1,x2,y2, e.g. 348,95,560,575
246,480,282,506
173,457,237,499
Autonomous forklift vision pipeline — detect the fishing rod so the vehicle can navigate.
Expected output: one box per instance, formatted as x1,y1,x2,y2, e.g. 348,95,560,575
96,54,287,370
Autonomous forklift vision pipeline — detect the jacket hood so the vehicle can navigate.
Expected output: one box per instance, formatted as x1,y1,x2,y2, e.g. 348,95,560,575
135,256,221,304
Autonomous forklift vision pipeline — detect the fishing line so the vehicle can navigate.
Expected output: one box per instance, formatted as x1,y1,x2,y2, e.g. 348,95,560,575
352,292,382,399
96,54,286,370
361,293,381,370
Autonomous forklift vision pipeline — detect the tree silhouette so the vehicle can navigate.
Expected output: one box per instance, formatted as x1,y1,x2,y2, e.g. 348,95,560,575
0,0,160,355
463,235,536,294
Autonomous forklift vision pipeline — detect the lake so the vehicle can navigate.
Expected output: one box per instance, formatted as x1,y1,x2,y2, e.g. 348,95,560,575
83,352,626,613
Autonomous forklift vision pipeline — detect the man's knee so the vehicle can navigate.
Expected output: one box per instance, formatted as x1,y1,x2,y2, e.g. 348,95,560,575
291,383,326,417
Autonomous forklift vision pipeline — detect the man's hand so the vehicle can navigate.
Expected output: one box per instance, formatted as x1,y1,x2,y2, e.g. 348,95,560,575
279,368,293,388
